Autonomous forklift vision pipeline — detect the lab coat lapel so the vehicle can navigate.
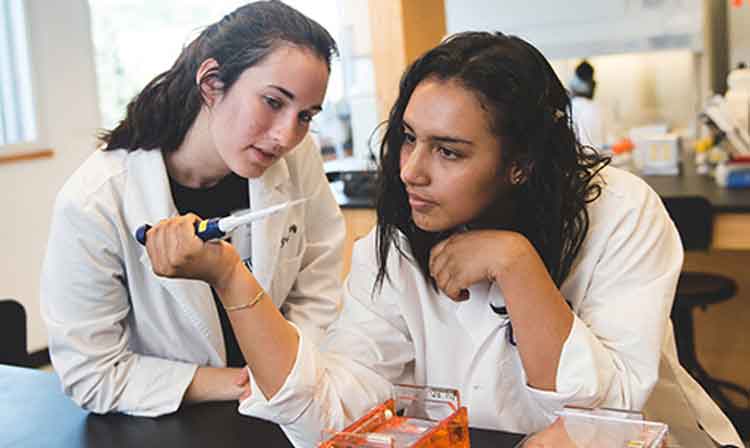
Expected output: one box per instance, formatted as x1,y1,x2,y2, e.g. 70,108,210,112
455,280,508,348
123,149,224,358
249,158,291,307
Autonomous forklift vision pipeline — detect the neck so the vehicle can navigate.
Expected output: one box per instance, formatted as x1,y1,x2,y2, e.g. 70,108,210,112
165,108,230,188
470,192,517,231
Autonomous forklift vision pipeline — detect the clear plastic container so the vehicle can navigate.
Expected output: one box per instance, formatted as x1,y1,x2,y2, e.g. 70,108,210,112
517,407,668,448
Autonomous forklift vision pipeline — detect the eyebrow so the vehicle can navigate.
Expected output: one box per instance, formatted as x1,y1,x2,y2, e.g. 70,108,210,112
403,120,473,145
269,85,322,113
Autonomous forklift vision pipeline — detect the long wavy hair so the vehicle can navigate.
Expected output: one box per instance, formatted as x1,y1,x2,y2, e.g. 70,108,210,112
99,0,337,152
375,32,609,292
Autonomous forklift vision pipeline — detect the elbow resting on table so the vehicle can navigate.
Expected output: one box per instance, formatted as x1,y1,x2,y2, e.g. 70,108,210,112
61,370,124,415
567,364,658,412
57,355,173,417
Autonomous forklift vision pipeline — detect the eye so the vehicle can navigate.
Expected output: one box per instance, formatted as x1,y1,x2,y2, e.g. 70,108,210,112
298,111,314,124
402,130,416,145
437,146,460,160
263,96,283,110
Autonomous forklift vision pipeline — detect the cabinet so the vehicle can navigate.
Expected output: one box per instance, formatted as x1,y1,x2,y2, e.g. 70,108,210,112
444,0,704,59
341,208,377,278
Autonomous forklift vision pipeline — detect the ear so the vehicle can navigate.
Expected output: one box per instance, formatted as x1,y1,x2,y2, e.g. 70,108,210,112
508,162,530,186
196,58,224,106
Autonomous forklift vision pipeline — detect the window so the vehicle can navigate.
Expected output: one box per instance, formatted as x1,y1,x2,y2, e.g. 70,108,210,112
0,0,37,147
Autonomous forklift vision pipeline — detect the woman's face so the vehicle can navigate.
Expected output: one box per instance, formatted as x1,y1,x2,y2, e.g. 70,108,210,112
207,46,329,178
399,78,510,232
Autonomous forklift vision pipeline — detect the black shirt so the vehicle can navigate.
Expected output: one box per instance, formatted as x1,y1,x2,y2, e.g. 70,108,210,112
169,172,249,367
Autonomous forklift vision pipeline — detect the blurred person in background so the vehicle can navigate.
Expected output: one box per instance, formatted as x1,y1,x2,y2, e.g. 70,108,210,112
569,60,608,150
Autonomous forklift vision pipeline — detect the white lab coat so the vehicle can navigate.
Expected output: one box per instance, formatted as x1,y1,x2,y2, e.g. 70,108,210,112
239,167,742,448
571,96,607,150
40,135,345,417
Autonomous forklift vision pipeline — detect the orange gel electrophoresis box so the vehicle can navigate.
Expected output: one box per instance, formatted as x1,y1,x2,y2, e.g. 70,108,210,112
319,385,470,448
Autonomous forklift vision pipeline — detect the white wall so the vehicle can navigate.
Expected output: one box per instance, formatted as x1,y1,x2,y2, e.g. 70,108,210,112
551,50,702,139
444,0,704,59
729,2,750,68
0,0,101,352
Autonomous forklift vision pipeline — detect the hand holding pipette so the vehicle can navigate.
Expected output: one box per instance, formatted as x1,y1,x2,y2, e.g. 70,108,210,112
135,198,308,245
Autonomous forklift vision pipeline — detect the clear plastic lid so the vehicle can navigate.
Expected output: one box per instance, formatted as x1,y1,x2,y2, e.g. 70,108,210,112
517,407,669,448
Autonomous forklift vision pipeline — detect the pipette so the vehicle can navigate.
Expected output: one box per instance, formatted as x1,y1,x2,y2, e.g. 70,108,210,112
135,198,308,245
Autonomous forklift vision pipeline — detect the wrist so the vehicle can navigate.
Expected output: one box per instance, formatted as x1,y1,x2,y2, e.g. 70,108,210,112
489,231,533,283
213,261,264,310
202,241,243,288
186,366,245,403
212,258,246,292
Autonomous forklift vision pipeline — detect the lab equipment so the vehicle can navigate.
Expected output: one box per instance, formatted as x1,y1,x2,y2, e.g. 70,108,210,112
726,65,750,137
715,161,750,188
517,406,669,448
630,126,681,176
700,95,750,157
319,385,469,448
135,198,308,245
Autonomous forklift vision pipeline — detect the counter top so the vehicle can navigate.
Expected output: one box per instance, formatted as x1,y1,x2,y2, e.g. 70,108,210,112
641,163,750,213
330,179,375,209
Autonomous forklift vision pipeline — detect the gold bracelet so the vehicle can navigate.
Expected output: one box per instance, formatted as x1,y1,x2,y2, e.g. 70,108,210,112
223,289,265,312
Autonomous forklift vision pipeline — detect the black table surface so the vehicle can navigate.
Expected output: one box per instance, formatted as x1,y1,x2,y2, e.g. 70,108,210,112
640,162,750,213
0,365,524,447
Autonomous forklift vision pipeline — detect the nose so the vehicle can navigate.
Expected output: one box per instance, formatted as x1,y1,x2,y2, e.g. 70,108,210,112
400,144,429,186
270,113,302,151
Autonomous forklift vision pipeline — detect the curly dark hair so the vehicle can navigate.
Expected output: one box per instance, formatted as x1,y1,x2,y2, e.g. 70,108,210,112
99,0,338,153
374,31,609,292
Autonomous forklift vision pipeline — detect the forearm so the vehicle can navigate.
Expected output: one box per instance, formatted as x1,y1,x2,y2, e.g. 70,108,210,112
215,262,299,400
183,366,246,403
238,232,416,443
495,239,573,391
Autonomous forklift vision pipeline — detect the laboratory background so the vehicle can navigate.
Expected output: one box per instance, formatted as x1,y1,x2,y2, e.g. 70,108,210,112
1,0,749,446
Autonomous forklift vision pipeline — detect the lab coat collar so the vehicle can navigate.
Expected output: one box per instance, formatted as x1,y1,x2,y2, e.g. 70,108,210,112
121,148,290,228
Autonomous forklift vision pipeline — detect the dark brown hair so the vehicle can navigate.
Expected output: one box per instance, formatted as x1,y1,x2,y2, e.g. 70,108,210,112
375,32,609,291
99,0,337,152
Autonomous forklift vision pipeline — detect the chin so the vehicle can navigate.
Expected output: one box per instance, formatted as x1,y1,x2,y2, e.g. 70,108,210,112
412,214,452,233
236,164,266,179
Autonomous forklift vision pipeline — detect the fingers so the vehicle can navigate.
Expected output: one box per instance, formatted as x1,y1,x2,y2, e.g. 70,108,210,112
239,387,252,402
145,213,204,277
429,235,473,301
431,261,461,300
234,366,250,386
428,238,448,274
430,239,459,300
428,239,447,281
236,367,252,402
430,254,468,301
443,279,469,302
165,216,201,269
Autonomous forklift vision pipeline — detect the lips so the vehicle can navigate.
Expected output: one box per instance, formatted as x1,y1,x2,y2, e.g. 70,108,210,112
250,145,280,164
406,190,438,211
